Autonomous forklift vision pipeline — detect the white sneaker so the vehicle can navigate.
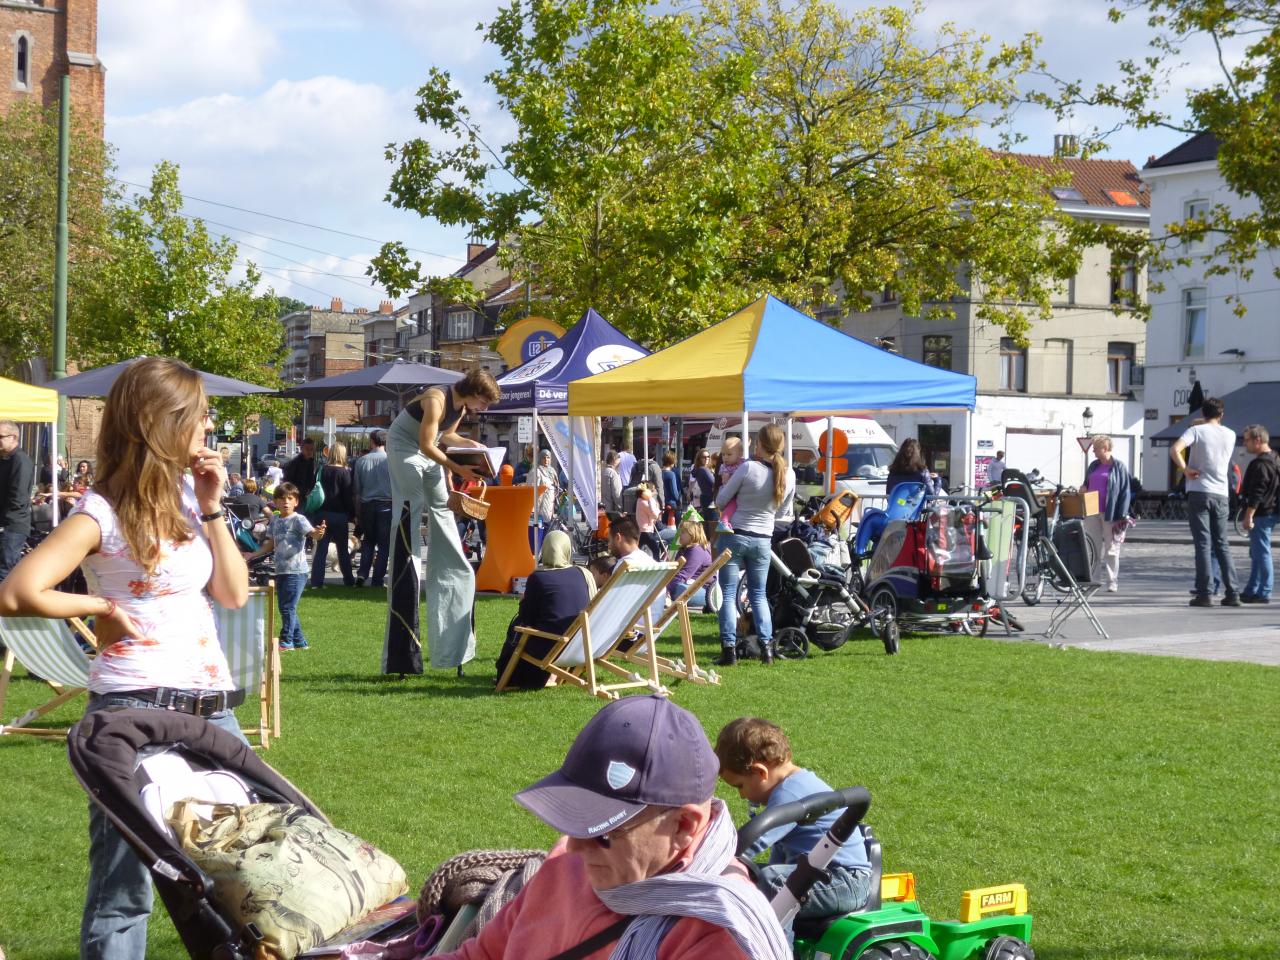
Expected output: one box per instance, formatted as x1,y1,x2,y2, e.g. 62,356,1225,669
1106,584,1118,593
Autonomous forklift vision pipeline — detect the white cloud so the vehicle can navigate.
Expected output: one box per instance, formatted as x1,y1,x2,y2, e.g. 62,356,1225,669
100,0,278,102
107,75,478,306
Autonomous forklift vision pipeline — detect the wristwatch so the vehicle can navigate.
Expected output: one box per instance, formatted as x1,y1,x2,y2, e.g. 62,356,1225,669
199,509,225,523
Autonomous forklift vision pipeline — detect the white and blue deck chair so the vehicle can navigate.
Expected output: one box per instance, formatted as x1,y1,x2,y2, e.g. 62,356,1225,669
496,560,679,701
213,584,280,748
621,549,730,687
0,616,96,738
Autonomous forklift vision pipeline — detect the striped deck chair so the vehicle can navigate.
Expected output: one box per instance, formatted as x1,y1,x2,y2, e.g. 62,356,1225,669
496,560,679,701
213,584,280,749
622,549,730,686
0,616,96,738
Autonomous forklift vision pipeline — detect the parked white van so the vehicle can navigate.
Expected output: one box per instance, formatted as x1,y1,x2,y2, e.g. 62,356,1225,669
703,416,898,500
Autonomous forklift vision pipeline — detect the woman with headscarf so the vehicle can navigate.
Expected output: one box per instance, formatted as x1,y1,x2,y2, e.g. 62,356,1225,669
495,530,595,689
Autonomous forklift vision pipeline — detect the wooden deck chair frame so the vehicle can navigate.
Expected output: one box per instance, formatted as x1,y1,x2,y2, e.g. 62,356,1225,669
622,549,731,686
0,616,97,738
496,560,680,701
213,584,281,749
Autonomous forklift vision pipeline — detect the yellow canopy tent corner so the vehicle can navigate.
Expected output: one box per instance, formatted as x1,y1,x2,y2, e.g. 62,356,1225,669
0,376,58,423
0,375,61,522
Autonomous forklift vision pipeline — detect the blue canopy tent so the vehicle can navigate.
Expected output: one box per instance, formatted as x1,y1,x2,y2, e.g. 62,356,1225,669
568,295,978,487
491,309,649,525
492,308,647,413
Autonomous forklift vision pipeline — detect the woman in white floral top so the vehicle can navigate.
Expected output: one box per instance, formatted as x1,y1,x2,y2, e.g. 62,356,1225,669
0,357,249,960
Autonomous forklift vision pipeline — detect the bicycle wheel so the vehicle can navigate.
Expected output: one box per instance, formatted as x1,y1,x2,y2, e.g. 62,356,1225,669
1021,540,1048,605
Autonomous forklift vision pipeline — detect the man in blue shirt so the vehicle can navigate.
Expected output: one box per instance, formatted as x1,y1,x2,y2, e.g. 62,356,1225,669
353,429,393,588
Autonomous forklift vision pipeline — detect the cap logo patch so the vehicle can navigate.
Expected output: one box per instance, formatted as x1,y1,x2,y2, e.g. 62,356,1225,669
606,761,637,790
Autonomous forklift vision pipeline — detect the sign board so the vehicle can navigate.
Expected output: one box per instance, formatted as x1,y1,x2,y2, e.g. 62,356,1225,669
1077,436,1094,453
1144,408,1159,421
977,439,994,449
517,416,534,444
217,442,242,477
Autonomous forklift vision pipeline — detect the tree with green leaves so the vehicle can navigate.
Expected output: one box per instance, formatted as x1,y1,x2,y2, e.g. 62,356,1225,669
75,161,296,427
0,101,114,369
1035,0,1280,304
376,0,1086,345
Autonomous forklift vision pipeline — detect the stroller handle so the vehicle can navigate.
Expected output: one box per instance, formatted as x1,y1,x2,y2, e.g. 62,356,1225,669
735,786,871,856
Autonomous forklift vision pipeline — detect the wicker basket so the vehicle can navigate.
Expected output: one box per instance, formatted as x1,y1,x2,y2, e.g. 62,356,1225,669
447,481,490,520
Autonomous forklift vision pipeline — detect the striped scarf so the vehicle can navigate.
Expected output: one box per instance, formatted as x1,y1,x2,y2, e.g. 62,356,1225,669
595,799,789,960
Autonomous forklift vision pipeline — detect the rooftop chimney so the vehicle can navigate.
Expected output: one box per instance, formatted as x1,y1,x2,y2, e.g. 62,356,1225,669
379,300,394,314
467,242,488,262
354,307,369,314
1053,134,1079,158
330,297,344,312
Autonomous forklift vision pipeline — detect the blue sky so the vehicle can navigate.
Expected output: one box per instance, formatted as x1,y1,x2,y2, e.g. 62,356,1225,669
99,0,1211,309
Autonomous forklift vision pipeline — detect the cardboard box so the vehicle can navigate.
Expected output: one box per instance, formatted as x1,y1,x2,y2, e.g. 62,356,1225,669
1046,490,1099,517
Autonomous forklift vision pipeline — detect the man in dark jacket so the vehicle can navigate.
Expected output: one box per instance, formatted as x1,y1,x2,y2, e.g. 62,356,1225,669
0,421,34,581
283,438,320,509
1239,425,1279,603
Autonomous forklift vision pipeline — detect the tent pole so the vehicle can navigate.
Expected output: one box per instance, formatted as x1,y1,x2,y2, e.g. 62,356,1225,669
964,408,973,494
643,416,649,478
742,409,749,445
568,413,575,523
785,417,793,475
824,416,835,493
50,418,60,527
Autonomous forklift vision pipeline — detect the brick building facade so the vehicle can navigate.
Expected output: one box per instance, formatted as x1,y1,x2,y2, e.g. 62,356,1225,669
1,0,104,127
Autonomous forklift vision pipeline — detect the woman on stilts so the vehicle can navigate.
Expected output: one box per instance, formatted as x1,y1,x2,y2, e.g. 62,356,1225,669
384,367,501,677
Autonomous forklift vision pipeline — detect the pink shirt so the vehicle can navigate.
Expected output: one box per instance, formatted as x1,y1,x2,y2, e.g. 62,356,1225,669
635,495,659,533
438,827,751,960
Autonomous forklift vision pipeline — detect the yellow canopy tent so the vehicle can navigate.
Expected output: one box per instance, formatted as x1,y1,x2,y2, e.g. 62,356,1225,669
0,376,61,522
0,376,58,422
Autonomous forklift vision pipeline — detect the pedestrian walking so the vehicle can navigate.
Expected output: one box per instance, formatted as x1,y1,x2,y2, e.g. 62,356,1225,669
1170,397,1241,606
1238,425,1279,604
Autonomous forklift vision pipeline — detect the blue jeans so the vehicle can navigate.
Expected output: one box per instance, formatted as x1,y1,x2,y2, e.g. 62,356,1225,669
275,573,307,646
1245,512,1277,598
758,863,872,921
0,528,26,581
81,692,247,960
1188,492,1239,597
310,510,353,587
358,500,392,586
668,581,717,612
717,533,772,649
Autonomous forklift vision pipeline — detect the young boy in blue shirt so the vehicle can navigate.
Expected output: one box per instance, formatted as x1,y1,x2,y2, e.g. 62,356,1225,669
716,716,872,920
249,482,325,650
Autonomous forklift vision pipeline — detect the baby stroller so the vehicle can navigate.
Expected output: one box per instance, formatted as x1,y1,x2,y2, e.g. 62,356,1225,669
67,709,415,960
734,528,875,660
857,484,995,645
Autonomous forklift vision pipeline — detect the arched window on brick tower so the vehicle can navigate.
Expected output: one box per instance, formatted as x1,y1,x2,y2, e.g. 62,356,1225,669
14,33,30,90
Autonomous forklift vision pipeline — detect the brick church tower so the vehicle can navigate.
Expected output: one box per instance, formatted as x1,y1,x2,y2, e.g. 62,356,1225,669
1,0,105,126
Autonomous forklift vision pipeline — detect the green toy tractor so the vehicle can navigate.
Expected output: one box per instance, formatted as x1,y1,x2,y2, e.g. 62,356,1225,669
737,787,1035,960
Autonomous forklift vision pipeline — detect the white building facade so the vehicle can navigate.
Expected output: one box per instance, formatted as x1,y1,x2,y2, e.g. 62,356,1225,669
1139,133,1280,491
840,151,1151,490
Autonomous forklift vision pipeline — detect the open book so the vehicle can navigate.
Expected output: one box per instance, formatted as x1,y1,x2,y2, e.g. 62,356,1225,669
447,446,507,477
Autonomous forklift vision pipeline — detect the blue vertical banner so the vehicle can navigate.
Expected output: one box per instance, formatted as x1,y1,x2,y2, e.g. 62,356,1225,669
543,415,599,523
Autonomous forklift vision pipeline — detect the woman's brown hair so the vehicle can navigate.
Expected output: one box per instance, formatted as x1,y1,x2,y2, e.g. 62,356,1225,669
889,438,926,475
458,366,501,404
95,358,206,576
757,423,787,507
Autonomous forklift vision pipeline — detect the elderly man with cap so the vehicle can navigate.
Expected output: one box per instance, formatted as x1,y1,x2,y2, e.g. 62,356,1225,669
438,695,789,960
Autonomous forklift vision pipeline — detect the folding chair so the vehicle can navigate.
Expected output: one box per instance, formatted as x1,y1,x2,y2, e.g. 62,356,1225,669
1042,521,1108,641
495,561,679,701
0,616,96,738
213,584,281,748
622,549,730,685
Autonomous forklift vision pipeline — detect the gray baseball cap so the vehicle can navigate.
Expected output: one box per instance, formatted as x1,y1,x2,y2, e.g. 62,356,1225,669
515,695,719,839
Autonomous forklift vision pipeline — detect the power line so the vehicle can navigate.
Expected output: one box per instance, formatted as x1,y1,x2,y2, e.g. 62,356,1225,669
112,177,468,263
223,236,378,292
233,260,376,282
255,266,341,302
193,215,377,268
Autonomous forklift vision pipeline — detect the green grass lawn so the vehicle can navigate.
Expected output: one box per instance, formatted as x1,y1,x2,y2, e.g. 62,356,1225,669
2,588,1277,960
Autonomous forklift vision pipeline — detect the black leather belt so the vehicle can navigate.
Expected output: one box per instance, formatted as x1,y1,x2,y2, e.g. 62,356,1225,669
115,687,246,718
